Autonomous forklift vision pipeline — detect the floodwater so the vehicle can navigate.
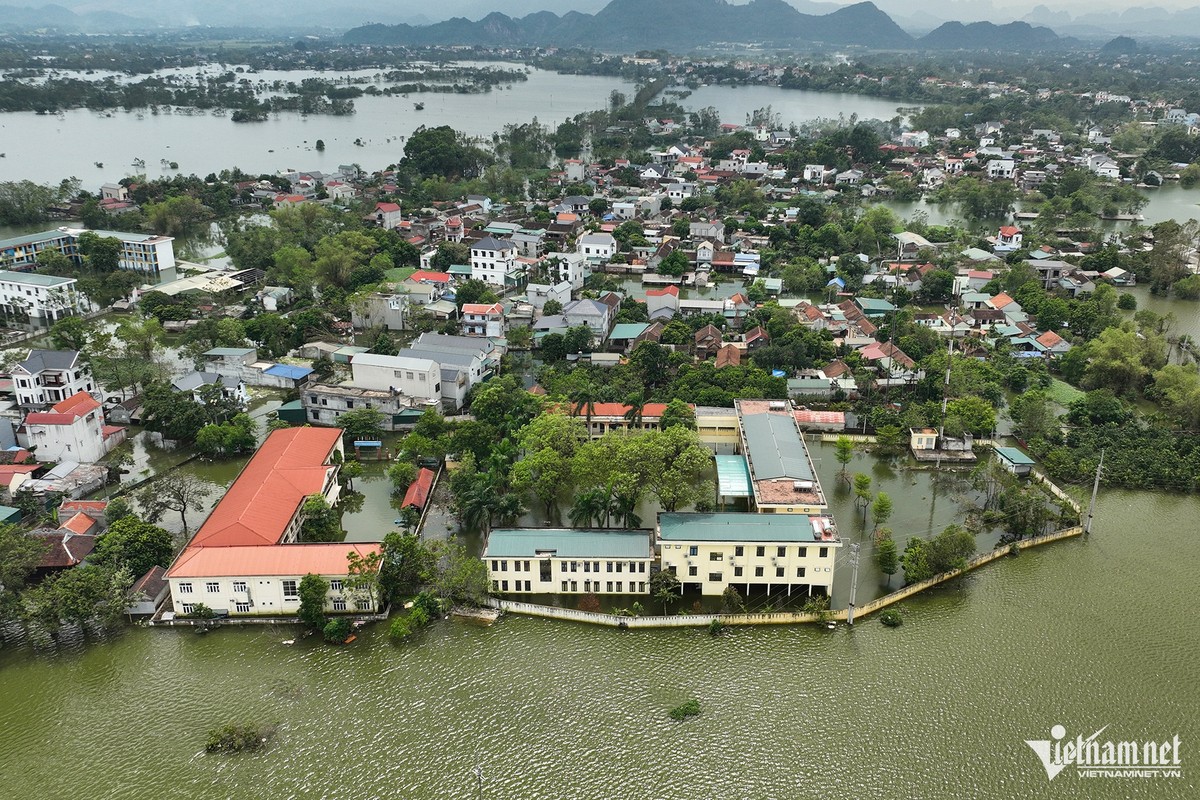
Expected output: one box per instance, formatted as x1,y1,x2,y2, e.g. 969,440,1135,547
0,487,1192,799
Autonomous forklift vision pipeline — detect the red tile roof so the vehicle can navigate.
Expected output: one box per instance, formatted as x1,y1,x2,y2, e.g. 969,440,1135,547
375,202,401,213
646,286,679,297
167,543,380,579
25,391,100,426
59,500,108,516
573,402,674,419
184,428,341,549
794,410,846,426
1036,330,1066,349
999,226,1021,236
402,468,436,510
461,303,503,315
715,344,741,368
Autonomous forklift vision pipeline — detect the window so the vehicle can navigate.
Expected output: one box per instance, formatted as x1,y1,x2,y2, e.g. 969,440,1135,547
345,400,354,409
355,599,371,611
491,560,498,571
180,603,195,614
406,371,414,380
776,567,785,578
819,547,829,558
492,581,500,592
709,552,722,561
235,602,251,614
754,567,764,577
570,581,578,592
311,410,320,420
561,581,568,592
326,596,345,611
606,562,613,572
688,566,698,577
777,547,787,557
606,582,613,592
640,562,646,573
799,547,808,558
330,580,343,592
616,562,623,573
205,581,220,593
233,581,247,593
734,566,743,577
734,546,744,557
756,546,765,557
282,580,298,599
708,572,722,582
571,562,578,573
501,581,509,591
178,582,193,594
797,567,806,578
593,562,599,573
513,561,521,572
688,546,698,556
500,560,508,571
583,562,590,573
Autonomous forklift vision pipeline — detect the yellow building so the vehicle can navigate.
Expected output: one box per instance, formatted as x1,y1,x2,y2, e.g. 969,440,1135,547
657,513,840,597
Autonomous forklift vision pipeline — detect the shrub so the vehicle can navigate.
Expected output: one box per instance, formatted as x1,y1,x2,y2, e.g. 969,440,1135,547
707,618,725,636
669,699,701,720
323,617,352,644
880,610,902,628
388,616,412,642
205,723,274,754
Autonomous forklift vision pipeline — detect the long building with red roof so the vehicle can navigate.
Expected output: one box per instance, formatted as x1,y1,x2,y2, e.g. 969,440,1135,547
165,428,382,618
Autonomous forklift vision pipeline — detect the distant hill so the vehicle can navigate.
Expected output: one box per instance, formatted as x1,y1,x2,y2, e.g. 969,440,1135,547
344,0,918,50
1099,35,1138,57
917,21,1064,51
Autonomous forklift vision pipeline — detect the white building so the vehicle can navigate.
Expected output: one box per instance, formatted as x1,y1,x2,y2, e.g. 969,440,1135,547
20,391,124,463
0,271,91,321
577,233,617,263
11,350,96,409
349,353,442,405
0,227,176,280
461,302,505,338
986,159,1017,179
542,252,590,290
470,236,517,286
484,528,653,595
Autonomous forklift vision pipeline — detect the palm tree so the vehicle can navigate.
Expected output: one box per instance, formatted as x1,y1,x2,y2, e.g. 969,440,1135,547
622,391,646,429
569,489,608,528
610,490,642,529
570,383,600,432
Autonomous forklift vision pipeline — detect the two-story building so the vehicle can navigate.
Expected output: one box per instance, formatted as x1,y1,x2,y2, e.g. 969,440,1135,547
736,399,827,514
461,302,505,338
577,233,617,264
657,512,840,598
164,428,382,618
484,528,654,595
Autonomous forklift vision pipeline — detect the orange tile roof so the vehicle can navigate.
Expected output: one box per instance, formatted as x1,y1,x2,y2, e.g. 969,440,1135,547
60,512,97,535
402,468,435,509
58,391,99,414
646,286,679,297
577,402,673,418
461,303,503,315
187,428,341,548
167,543,380,579
408,270,451,283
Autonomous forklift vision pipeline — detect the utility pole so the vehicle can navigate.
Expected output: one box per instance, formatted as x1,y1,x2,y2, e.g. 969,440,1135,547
937,338,953,470
846,543,861,625
1084,449,1104,536
474,766,483,800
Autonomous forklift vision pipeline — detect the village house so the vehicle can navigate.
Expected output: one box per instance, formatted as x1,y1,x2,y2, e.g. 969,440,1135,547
469,236,518,286
461,302,505,338
18,391,124,463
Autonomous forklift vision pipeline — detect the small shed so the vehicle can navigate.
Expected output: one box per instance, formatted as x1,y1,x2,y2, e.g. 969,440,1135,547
994,446,1035,476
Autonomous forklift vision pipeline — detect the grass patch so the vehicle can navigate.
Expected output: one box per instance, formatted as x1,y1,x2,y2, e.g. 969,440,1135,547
670,699,701,720
385,267,417,282
1045,379,1084,407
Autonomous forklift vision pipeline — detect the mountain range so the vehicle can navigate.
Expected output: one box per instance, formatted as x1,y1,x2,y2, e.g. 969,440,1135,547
343,0,1069,51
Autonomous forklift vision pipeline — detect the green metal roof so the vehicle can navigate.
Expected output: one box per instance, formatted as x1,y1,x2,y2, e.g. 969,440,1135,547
448,264,472,275
715,455,752,498
994,446,1035,465
0,230,69,249
659,513,836,543
609,322,649,340
741,412,814,482
485,529,651,559
203,347,256,357
855,297,896,315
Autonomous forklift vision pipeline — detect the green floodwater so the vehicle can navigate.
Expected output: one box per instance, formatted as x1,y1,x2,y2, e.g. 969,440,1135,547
0,486,1196,798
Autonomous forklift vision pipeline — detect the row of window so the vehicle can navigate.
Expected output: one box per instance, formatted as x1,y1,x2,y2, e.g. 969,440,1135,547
491,580,648,593
182,579,343,597
684,565,811,580
491,560,647,574
678,545,830,559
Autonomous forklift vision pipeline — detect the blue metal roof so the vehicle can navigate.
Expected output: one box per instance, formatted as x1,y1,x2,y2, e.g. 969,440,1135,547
263,363,313,379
